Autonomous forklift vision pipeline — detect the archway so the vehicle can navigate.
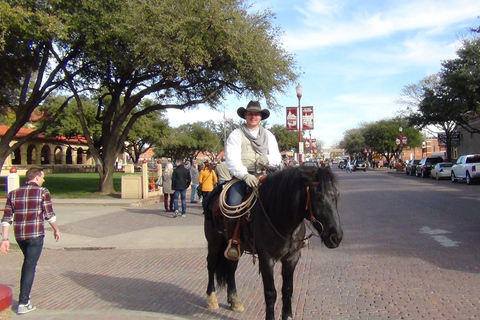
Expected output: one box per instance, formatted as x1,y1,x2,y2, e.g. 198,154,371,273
41,145,51,165
27,144,36,165
66,147,73,164
54,147,63,164
76,147,84,164
12,147,21,165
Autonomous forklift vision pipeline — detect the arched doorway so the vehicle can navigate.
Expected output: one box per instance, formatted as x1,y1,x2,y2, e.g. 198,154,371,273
65,147,73,164
76,147,84,164
12,147,21,165
27,144,36,165
54,147,63,164
41,145,51,165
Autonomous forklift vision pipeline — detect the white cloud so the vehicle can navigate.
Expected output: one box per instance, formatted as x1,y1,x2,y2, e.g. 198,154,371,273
283,0,480,50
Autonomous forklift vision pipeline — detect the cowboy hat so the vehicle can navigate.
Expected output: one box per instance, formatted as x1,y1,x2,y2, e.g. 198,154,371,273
237,101,270,120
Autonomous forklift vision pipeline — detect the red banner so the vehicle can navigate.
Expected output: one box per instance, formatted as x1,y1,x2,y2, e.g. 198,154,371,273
286,107,297,131
302,106,314,130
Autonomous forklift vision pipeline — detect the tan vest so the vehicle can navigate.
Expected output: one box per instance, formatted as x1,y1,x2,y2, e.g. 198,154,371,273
240,131,260,173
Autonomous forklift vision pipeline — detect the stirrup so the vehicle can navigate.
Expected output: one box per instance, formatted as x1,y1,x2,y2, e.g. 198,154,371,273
224,239,241,261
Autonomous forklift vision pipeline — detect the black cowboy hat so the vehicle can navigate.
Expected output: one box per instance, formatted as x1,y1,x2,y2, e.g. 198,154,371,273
237,101,270,120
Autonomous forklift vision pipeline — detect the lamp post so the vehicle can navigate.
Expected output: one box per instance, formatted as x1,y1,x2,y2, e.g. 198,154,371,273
296,83,303,165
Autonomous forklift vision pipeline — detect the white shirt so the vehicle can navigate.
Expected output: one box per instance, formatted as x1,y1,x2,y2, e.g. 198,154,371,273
225,127,282,179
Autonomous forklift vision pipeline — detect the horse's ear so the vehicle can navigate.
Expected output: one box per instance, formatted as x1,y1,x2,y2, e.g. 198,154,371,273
298,167,317,185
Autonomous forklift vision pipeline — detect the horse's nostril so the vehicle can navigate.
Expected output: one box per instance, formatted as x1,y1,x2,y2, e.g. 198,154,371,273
330,234,338,246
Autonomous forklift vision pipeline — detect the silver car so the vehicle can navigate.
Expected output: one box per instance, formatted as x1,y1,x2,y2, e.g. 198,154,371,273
430,162,453,180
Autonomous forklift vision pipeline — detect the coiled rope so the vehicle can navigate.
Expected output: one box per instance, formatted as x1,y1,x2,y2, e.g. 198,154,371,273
218,178,258,218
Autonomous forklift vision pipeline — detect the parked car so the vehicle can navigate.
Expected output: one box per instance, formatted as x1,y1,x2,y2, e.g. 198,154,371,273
415,156,443,178
352,160,367,172
430,162,453,180
451,154,480,185
405,159,420,176
302,160,319,167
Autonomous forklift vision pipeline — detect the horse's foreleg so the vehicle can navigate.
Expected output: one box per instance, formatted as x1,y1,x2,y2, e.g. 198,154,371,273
259,257,277,320
226,260,244,312
205,219,220,310
281,254,300,320
206,250,219,310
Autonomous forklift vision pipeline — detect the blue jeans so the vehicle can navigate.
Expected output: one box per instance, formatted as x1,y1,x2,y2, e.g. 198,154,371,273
227,180,247,206
190,183,199,202
17,236,44,305
173,189,187,214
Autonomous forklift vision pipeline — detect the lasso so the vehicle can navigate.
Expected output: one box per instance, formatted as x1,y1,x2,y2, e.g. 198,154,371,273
218,178,258,219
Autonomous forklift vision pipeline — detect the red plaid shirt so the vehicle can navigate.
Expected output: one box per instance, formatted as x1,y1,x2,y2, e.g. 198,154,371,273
1,182,56,241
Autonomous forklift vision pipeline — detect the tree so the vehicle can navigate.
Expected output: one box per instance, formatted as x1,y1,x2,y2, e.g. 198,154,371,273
0,1,84,170
154,122,221,163
269,124,298,152
440,36,480,133
403,75,459,161
362,118,422,164
125,111,170,165
60,0,298,193
339,127,365,157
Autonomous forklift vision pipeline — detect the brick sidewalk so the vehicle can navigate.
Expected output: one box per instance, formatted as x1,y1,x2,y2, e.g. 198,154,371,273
2,188,480,319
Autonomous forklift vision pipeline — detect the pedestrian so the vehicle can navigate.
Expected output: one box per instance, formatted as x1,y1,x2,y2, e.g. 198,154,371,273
199,162,218,199
224,100,282,260
1,167,61,315
215,157,232,185
189,162,199,203
162,163,174,212
346,160,352,173
172,160,191,218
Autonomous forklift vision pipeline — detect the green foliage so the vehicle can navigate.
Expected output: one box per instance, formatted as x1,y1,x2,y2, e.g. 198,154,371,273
1,0,298,194
269,124,298,152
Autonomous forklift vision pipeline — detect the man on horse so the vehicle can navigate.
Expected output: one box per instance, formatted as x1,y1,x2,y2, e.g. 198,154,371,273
224,100,282,260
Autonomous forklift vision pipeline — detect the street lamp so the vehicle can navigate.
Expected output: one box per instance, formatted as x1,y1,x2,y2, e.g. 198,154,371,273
296,83,303,164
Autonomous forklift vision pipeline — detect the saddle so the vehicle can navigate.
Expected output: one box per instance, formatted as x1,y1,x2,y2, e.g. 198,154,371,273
203,177,266,261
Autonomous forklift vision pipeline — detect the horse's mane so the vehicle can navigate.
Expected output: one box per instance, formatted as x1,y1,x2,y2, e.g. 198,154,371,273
258,166,337,211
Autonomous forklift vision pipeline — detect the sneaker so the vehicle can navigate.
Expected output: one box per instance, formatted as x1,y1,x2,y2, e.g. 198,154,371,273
182,214,186,218
172,210,179,218
18,301,36,314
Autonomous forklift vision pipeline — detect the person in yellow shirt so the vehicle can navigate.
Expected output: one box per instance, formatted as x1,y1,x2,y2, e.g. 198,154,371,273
198,162,218,199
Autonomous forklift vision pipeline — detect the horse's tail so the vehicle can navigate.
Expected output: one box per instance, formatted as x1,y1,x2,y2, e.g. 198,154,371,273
214,251,229,289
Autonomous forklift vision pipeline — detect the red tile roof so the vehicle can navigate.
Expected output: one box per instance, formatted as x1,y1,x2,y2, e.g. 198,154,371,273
0,125,87,144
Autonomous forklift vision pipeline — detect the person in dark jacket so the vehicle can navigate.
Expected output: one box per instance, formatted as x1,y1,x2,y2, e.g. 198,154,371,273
171,160,191,218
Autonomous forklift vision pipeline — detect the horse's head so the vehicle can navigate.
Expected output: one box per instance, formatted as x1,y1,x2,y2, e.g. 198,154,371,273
300,167,343,248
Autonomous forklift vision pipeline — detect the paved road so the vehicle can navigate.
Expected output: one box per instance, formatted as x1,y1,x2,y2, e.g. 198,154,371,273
1,168,480,319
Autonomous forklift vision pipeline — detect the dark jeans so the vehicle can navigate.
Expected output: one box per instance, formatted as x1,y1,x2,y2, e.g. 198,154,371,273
173,189,187,214
17,236,44,305
163,193,174,211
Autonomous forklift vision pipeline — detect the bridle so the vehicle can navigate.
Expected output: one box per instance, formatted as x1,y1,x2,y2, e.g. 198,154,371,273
305,182,325,237
257,181,326,243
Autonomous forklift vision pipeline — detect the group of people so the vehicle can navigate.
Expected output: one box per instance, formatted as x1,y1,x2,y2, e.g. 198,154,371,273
0,100,281,315
160,158,232,218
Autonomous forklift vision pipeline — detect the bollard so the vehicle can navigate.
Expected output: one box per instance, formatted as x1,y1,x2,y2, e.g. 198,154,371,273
7,168,19,193
0,285,12,320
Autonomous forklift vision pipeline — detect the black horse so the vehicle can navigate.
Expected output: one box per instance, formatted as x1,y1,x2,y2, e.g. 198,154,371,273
204,166,343,320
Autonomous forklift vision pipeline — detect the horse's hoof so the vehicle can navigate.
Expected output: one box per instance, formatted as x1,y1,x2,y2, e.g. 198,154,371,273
229,297,245,312
206,293,219,310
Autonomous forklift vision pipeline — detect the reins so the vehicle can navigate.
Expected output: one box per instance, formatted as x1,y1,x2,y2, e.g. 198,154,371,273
217,178,325,245
257,181,324,243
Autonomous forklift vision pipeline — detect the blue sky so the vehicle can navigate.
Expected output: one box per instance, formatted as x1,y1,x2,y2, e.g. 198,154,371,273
167,0,480,148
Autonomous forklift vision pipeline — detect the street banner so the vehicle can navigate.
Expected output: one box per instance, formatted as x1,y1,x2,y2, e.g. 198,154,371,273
302,106,314,130
286,107,297,131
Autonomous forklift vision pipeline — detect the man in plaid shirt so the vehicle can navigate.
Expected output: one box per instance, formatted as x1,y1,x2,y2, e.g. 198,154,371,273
1,167,60,315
